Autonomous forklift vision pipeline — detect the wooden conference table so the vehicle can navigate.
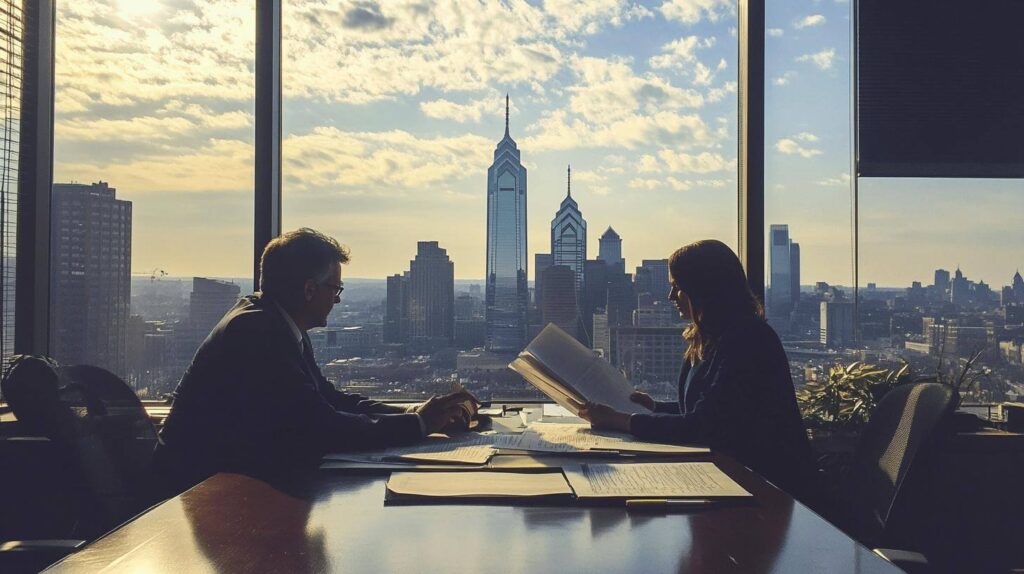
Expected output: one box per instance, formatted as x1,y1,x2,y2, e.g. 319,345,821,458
44,417,903,573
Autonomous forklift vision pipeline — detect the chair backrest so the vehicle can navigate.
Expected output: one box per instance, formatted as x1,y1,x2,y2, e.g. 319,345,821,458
1,357,159,538
845,382,954,545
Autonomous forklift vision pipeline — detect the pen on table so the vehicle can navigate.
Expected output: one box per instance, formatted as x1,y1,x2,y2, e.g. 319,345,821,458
625,499,715,511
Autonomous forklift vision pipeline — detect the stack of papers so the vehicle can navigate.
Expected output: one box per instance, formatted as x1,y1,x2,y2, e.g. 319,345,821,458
324,433,497,466
386,471,573,502
564,462,751,499
495,423,709,455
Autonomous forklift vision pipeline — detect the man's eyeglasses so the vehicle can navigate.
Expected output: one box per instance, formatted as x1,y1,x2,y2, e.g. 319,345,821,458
322,282,345,298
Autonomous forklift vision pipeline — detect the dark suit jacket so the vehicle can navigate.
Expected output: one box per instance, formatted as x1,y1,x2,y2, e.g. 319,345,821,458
153,293,421,494
630,316,817,501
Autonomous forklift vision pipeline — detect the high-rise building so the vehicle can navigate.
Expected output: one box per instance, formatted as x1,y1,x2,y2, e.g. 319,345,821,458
606,271,636,328
598,227,624,274
485,95,528,353
407,241,455,348
790,242,801,308
540,265,578,339
592,309,610,358
533,253,552,312
580,258,609,345
635,259,670,299
51,182,132,376
0,0,21,366
551,165,586,300
820,300,854,349
950,267,970,306
613,326,686,385
934,269,951,292
189,277,240,336
768,224,795,317
384,273,408,344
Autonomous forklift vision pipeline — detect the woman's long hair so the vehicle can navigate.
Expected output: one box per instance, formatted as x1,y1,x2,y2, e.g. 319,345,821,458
670,240,765,363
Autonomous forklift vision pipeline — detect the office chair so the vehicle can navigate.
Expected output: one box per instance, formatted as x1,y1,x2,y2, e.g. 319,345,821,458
0,357,159,573
843,382,955,573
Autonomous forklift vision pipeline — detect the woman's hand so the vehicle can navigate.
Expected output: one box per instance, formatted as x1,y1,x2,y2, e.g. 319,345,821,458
578,401,632,432
630,391,656,411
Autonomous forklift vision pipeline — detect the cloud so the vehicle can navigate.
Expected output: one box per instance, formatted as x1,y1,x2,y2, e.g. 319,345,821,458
284,126,493,194
793,132,818,142
638,150,736,173
628,177,692,191
767,28,784,37
794,14,826,29
419,97,498,123
659,0,733,25
797,48,836,70
773,71,797,86
818,172,852,186
283,0,651,105
775,136,823,158
342,1,394,30
56,138,254,194
525,108,721,152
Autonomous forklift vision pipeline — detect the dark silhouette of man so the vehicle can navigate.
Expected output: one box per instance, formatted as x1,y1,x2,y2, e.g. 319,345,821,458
153,228,473,495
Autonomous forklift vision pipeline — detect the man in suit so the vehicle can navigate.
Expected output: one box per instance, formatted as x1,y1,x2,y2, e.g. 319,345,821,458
153,228,474,495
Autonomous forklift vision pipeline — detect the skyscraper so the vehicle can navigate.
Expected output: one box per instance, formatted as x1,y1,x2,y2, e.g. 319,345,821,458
768,224,798,317
533,253,552,312
635,259,670,299
820,300,854,349
384,273,408,344
407,241,455,348
551,165,586,300
598,227,624,274
540,265,578,339
51,182,132,376
485,95,528,353
189,278,240,336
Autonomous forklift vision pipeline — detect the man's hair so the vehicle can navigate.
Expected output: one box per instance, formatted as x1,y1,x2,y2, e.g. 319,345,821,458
259,228,349,309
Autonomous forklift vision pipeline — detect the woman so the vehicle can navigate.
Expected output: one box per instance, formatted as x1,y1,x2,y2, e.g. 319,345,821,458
580,239,816,500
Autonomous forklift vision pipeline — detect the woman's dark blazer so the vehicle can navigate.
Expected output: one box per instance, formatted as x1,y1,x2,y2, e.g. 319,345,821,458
630,316,817,500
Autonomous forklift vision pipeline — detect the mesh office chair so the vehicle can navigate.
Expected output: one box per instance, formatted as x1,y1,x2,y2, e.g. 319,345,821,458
843,382,955,572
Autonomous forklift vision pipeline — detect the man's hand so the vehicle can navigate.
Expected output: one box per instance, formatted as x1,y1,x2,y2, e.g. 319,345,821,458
630,391,656,411
416,391,480,435
578,401,632,433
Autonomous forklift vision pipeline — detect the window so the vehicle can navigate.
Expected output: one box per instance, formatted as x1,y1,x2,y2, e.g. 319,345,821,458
763,1,854,389
0,0,20,365
283,1,739,401
52,1,255,397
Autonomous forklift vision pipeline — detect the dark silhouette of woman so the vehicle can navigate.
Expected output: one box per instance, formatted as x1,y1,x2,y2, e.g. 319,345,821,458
580,240,816,501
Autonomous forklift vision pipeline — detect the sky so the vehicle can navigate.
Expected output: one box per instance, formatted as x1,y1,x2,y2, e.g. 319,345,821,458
52,0,1023,288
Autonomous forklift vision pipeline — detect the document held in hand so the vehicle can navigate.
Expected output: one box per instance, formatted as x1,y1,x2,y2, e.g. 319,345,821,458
509,323,648,416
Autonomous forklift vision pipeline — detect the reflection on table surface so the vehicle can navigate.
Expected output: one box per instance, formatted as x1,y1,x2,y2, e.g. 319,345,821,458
45,452,902,574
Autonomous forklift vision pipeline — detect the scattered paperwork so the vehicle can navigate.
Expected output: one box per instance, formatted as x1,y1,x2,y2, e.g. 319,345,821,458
386,471,573,500
564,462,751,499
324,433,497,465
495,423,709,455
542,403,576,418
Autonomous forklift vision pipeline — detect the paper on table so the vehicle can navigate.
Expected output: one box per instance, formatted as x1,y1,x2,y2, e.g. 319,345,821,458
495,423,709,455
542,403,576,418
386,471,573,499
319,461,488,471
324,433,497,465
564,462,751,498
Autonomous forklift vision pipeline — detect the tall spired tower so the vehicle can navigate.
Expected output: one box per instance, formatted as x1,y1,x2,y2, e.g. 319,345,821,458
485,95,529,352
551,165,586,300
